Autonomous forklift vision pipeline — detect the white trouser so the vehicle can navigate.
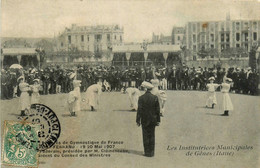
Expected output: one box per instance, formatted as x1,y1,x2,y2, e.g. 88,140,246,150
162,78,167,90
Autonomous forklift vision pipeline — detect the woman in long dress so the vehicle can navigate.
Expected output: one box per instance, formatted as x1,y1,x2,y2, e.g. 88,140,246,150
206,77,220,108
220,78,234,116
18,76,31,116
125,87,141,111
85,84,104,111
67,80,81,116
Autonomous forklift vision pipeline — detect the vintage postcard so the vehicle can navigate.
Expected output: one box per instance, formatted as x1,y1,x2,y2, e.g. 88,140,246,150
1,0,259,168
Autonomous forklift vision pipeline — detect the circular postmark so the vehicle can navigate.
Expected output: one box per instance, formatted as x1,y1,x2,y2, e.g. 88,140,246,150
14,124,39,150
21,104,61,151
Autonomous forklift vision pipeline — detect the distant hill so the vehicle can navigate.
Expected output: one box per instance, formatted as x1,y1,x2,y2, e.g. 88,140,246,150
1,37,54,48
0,37,55,52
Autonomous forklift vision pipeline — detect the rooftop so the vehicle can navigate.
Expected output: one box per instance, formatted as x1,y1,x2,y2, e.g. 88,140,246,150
2,48,37,56
64,24,124,33
187,19,260,24
113,44,181,53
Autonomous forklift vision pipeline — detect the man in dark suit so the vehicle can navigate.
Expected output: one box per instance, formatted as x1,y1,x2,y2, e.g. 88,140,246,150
136,81,160,157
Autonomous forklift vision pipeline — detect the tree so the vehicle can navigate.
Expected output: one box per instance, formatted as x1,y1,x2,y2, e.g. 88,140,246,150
34,39,54,53
249,45,258,70
35,48,46,64
101,50,112,60
94,51,102,60
82,51,94,59
197,46,207,58
69,46,81,59
221,47,248,58
205,48,218,58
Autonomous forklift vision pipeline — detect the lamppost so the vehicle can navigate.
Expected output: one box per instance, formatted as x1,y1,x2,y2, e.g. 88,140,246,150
1,48,4,68
256,50,259,72
126,52,131,67
68,46,71,63
141,40,148,66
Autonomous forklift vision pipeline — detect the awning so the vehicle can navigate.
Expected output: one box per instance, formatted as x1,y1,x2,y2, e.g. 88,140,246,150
2,48,37,56
113,44,181,53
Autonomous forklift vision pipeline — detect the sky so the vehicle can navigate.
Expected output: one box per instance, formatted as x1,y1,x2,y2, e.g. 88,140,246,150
1,0,260,42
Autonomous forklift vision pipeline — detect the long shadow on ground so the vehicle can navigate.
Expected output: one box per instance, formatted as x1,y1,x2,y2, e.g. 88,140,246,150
113,109,137,112
205,113,223,116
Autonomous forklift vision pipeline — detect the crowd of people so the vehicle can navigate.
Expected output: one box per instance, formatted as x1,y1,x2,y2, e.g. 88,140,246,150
1,63,251,158
1,64,259,100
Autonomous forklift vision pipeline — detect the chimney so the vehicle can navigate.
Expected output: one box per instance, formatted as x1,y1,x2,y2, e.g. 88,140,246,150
72,24,76,29
226,11,230,21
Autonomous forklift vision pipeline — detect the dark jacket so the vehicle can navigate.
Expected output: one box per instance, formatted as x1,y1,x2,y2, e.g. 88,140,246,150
136,91,160,127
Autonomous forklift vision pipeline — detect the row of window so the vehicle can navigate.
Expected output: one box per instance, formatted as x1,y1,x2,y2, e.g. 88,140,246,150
191,21,258,32
60,44,102,52
235,32,257,41
192,43,250,51
191,32,257,43
67,34,123,44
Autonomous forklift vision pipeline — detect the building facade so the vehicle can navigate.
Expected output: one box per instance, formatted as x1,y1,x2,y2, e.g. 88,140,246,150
172,27,185,45
56,24,124,53
152,33,172,45
185,19,260,54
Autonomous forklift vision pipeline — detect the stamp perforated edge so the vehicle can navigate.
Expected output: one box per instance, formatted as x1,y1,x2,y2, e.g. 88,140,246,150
1,120,40,168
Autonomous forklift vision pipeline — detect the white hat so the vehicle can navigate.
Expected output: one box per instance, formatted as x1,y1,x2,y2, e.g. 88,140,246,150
31,69,36,73
17,76,25,82
141,81,154,89
155,72,161,76
73,80,81,87
225,78,233,82
70,73,76,79
208,77,215,81
19,82,29,89
33,79,40,83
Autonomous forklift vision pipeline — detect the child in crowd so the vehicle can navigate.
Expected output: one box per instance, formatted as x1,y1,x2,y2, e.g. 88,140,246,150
103,79,111,92
30,79,41,104
206,77,220,109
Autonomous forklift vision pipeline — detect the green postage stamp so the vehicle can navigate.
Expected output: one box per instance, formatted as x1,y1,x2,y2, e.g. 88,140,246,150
2,120,40,167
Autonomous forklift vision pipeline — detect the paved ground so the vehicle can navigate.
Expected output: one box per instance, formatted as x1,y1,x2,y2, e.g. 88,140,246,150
1,91,259,168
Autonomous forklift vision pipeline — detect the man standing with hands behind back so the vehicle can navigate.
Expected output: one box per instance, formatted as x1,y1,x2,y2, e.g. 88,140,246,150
136,81,161,157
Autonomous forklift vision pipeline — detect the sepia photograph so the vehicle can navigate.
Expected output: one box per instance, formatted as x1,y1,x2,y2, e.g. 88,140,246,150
0,0,260,167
